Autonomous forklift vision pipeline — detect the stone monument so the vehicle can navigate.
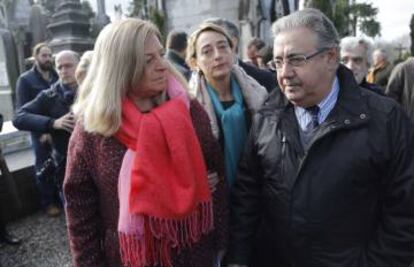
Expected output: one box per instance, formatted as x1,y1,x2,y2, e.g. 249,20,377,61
29,4,49,45
47,0,93,54
0,29,19,120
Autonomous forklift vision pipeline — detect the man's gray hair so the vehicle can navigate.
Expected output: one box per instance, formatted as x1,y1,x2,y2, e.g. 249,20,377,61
272,8,339,49
55,50,80,62
373,48,388,60
203,17,240,41
340,36,373,65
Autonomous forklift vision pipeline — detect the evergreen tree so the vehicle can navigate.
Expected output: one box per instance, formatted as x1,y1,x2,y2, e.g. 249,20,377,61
81,0,95,20
349,2,380,37
127,0,165,39
304,0,380,38
38,0,56,15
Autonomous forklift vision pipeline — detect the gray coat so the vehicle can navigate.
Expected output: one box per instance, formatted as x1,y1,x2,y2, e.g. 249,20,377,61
386,57,414,118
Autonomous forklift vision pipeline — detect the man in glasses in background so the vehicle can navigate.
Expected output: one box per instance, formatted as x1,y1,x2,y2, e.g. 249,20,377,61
228,8,414,267
340,36,384,95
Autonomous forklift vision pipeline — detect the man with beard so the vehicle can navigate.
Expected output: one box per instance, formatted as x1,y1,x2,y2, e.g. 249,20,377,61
340,36,384,95
15,43,59,216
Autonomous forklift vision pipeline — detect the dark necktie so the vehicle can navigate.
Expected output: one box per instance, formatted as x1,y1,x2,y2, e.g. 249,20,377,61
306,105,320,129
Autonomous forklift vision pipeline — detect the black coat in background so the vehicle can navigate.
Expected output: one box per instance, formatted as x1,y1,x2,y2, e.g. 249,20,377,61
229,65,414,267
13,81,74,164
238,60,276,93
165,49,192,81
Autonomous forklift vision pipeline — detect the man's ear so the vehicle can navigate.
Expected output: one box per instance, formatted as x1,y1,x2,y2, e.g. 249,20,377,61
326,47,340,72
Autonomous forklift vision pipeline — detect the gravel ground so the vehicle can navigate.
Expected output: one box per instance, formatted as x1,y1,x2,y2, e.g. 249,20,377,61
0,212,71,267
1,212,414,267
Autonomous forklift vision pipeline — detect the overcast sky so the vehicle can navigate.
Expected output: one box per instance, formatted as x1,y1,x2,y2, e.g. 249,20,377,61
364,0,414,42
87,0,414,42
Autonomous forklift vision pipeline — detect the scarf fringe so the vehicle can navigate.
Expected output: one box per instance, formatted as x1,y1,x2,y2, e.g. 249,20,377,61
119,201,213,267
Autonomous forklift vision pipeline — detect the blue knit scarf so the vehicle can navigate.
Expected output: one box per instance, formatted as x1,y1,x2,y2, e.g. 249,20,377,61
206,76,247,188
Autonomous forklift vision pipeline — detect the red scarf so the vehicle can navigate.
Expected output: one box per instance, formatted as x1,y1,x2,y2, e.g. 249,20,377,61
115,94,213,266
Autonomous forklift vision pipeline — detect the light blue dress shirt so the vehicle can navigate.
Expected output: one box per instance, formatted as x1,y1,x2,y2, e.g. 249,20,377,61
295,77,340,131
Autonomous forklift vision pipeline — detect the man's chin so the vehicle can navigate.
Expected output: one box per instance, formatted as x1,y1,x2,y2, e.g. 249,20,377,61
39,64,52,72
285,93,306,105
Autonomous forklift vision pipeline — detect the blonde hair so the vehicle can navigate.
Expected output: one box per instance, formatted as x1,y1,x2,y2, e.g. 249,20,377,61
186,23,233,70
72,18,161,136
75,50,94,84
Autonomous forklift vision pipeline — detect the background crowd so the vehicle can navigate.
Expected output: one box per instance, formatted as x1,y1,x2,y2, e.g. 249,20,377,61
0,4,414,267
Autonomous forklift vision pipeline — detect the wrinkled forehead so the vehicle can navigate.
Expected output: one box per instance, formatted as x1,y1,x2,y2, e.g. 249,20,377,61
144,34,163,54
196,31,228,49
341,44,366,58
38,46,52,56
55,55,78,67
341,49,364,59
273,27,319,56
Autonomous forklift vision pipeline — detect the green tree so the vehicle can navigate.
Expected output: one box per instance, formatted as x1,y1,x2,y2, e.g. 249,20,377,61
410,14,414,56
38,0,56,15
81,0,95,20
304,0,381,38
128,0,147,18
349,3,381,37
127,0,166,39
304,0,350,36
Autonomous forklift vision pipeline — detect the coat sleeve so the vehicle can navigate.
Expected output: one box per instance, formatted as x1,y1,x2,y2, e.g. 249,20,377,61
15,76,30,108
385,63,404,103
228,114,264,265
361,105,414,266
12,91,54,133
63,124,106,267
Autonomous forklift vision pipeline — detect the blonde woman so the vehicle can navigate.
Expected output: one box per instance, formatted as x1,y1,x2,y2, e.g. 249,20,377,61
187,23,268,189
64,19,228,267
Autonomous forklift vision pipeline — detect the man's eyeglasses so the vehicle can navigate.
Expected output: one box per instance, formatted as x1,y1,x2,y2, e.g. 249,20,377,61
271,47,330,69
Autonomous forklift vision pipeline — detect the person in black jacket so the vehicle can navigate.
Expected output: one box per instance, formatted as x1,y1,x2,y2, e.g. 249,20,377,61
229,8,414,267
13,50,79,214
165,31,192,80
15,43,59,216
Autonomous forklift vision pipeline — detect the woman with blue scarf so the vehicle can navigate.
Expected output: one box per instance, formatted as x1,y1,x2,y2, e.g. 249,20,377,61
187,23,268,189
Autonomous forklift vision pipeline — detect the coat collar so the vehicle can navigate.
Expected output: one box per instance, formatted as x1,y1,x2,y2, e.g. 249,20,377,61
261,65,371,157
262,64,370,126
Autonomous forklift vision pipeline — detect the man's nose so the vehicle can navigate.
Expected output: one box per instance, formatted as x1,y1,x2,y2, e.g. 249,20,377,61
279,61,294,78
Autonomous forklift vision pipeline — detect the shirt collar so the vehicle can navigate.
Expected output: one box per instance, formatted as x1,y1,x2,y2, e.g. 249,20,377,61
295,76,340,129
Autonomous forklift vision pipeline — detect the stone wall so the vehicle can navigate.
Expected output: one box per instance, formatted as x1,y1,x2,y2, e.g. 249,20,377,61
165,0,239,32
